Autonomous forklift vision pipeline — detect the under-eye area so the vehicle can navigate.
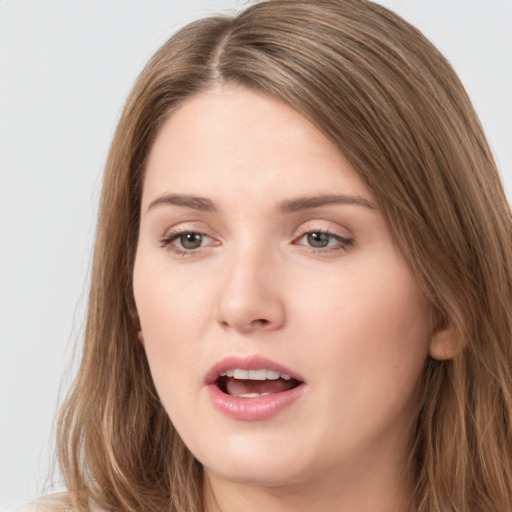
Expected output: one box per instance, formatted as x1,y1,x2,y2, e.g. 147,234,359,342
215,369,303,398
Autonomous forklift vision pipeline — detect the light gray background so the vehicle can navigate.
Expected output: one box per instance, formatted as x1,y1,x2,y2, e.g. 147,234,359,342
1,1,511,509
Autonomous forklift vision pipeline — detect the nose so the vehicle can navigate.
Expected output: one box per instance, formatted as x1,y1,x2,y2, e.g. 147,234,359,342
214,249,286,333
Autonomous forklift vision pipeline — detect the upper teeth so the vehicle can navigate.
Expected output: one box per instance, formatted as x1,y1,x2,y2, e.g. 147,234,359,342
219,368,291,380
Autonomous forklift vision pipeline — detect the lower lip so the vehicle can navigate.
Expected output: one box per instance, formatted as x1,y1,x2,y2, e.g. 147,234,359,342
207,383,306,421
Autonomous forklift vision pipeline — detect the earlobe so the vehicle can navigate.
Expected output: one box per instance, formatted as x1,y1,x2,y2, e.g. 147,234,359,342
429,325,459,360
137,330,145,348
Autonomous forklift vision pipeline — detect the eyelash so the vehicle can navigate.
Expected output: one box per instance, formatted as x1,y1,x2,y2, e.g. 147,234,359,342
293,229,354,254
160,229,354,256
160,230,215,257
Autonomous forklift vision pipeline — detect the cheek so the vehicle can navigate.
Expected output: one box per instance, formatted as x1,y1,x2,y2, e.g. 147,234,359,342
287,259,431,461
133,254,214,384
294,253,431,397
133,262,211,435
134,253,213,334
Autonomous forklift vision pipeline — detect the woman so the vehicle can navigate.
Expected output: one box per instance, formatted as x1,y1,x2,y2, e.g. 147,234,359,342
24,0,512,511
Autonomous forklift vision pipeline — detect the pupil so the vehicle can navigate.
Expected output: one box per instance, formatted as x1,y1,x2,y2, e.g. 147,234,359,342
307,232,329,248
181,233,202,249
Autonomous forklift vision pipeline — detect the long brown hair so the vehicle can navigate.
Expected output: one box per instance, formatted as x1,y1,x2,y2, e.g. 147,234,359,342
57,1,512,510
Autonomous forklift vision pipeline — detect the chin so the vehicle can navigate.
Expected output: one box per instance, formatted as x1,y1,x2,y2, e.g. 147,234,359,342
197,431,317,489
205,459,308,489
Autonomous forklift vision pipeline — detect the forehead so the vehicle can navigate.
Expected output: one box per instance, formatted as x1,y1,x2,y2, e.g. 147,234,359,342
142,86,372,209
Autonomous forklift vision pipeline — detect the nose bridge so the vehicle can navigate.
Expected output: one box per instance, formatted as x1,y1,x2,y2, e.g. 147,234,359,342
215,236,285,332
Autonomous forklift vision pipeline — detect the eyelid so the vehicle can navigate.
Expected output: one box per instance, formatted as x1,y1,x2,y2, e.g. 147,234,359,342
293,219,352,239
292,221,355,254
159,225,220,256
294,231,353,250
159,220,217,242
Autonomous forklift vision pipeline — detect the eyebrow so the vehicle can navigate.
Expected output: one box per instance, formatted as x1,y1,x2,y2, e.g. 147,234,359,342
148,194,217,212
147,193,376,214
278,194,376,213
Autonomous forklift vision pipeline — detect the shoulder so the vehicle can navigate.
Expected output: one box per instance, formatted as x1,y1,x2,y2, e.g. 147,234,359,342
14,495,107,512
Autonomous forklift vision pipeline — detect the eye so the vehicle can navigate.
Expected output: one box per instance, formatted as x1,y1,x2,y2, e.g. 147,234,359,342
175,232,206,250
305,232,335,248
161,230,217,254
295,230,354,252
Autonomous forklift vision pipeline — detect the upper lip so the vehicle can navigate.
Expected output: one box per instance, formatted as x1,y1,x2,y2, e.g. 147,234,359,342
204,355,305,385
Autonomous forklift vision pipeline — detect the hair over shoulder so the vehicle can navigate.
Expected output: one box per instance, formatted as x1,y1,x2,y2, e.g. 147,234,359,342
16,494,106,512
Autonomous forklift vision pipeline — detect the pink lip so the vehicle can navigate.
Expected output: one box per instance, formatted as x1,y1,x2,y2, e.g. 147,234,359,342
205,355,306,421
204,355,305,385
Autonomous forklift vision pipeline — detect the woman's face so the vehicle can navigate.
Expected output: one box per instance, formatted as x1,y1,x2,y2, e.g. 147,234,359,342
133,86,433,490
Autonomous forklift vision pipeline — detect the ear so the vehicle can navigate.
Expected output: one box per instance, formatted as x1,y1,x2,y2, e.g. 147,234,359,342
137,330,145,348
429,323,459,360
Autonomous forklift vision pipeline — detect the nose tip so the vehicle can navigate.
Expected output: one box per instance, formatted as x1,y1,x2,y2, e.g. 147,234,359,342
214,261,286,333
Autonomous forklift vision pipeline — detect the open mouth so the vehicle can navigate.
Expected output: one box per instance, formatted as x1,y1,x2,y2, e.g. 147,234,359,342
206,358,306,420
215,368,302,398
